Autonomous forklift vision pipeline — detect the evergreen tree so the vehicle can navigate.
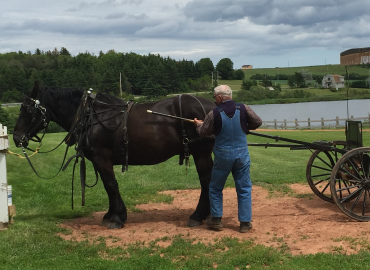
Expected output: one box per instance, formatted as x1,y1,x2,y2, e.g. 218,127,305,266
60,47,71,56
34,48,42,55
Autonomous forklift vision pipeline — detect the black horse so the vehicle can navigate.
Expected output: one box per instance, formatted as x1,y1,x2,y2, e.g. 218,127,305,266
13,83,215,229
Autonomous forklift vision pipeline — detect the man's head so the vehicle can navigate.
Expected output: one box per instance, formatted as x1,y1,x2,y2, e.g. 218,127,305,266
214,85,232,105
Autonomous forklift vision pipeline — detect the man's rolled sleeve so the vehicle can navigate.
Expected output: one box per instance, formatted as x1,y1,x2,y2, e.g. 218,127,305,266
196,111,215,137
245,105,262,130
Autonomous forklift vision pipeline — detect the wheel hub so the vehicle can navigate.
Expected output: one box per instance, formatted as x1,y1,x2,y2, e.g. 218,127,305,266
361,179,370,190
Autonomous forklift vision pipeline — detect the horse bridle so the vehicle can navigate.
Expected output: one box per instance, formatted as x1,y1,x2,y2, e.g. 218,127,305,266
19,97,49,148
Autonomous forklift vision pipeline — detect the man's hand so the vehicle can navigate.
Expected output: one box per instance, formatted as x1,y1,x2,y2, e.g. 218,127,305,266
193,118,203,126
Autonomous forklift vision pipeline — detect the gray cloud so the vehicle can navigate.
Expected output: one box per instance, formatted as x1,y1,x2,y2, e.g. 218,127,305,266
2,0,370,69
105,12,126,19
66,0,143,12
184,0,370,27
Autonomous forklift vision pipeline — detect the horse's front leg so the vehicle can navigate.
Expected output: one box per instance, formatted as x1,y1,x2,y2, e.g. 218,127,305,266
187,143,213,227
93,162,127,229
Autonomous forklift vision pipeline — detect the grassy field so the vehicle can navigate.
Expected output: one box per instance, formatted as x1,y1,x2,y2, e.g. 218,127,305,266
242,64,370,79
1,131,370,269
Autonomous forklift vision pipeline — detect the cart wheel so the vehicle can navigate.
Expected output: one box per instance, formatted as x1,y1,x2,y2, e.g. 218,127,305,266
306,141,346,203
330,147,370,221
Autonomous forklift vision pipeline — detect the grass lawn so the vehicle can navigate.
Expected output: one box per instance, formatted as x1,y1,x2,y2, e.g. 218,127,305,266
1,130,370,269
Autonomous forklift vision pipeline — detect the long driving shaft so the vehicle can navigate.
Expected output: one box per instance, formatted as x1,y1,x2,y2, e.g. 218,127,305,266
147,110,195,123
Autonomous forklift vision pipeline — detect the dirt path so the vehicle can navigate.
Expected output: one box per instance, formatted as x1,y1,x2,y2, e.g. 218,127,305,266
59,184,370,255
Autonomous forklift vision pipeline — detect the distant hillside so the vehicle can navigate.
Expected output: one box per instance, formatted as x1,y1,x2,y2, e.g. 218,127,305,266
243,64,370,79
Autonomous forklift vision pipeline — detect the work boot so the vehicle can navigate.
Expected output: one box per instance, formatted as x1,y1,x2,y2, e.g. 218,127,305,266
239,222,252,233
206,217,223,231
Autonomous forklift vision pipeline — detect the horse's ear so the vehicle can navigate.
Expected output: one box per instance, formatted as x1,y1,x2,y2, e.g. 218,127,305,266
31,82,41,97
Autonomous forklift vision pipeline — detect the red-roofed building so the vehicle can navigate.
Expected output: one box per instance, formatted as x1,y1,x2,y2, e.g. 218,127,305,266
322,74,345,89
241,65,253,70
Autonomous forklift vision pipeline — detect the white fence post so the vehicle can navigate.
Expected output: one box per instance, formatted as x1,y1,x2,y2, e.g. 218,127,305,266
0,124,9,230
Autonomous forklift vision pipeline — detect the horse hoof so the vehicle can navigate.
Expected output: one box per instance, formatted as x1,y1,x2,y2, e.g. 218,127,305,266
107,222,124,229
101,219,110,227
187,219,202,227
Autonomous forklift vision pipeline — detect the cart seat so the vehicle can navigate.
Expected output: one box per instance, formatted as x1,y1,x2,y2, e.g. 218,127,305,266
345,120,363,149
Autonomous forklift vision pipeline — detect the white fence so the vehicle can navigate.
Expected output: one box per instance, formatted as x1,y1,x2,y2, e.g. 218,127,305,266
0,124,10,230
261,115,370,129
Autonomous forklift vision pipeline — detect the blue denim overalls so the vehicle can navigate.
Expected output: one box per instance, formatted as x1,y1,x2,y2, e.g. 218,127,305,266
210,105,252,222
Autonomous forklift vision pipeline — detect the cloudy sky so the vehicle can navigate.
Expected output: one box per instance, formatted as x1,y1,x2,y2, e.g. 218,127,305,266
2,0,370,69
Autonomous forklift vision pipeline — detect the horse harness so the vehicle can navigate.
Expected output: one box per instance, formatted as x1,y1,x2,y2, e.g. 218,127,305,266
67,90,134,172
18,90,134,208
177,94,208,167
18,90,212,208
62,90,135,207
18,97,48,148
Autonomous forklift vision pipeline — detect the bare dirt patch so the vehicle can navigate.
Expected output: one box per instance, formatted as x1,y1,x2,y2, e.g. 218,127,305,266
59,184,370,255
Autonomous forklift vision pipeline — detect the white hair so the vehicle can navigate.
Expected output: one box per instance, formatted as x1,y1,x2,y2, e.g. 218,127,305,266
214,85,232,98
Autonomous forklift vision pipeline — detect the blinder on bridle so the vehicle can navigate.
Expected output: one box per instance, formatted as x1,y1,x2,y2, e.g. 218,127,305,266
19,97,49,148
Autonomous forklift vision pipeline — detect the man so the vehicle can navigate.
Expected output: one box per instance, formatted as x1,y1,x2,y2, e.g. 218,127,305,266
194,85,262,233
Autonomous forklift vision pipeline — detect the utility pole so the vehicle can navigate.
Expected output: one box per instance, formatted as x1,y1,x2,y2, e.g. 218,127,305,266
119,72,122,98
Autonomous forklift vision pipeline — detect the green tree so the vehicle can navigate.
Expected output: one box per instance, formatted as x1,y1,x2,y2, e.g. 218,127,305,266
0,105,16,132
294,72,306,88
195,58,214,78
216,58,234,79
287,76,295,88
260,76,272,88
288,73,306,88
142,79,166,98
60,47,71,56
234,69,245,80
34,48,42,55
241,79,257,90
298,69,313,85
1,88,23,102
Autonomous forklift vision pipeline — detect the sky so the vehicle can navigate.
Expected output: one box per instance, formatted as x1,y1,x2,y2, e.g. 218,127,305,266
2,0,370,69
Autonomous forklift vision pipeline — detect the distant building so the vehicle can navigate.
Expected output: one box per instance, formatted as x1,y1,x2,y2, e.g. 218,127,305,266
340,47,370,65
322,74,345,89
241,65,253,70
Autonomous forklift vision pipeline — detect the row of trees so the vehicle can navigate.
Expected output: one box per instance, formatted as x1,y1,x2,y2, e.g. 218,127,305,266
0,47,245,101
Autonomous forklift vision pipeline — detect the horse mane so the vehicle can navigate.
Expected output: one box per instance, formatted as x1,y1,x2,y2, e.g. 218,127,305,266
96,93,126,105
36,85,125,120
37,85,85,119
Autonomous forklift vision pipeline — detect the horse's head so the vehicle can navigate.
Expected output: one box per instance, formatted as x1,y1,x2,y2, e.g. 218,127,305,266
13,82,50,148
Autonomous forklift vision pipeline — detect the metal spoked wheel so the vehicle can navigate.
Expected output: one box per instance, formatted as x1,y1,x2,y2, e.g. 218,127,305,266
306,141,346,203
330,147,370,221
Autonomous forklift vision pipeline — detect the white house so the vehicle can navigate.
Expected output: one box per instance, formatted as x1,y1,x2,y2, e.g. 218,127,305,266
322,74,345,89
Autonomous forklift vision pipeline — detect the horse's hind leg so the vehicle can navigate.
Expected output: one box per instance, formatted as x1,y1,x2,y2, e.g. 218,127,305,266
187,143,213,227
93,162,127,229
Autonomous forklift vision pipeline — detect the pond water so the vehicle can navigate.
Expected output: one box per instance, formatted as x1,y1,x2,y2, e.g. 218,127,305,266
249,99,370,127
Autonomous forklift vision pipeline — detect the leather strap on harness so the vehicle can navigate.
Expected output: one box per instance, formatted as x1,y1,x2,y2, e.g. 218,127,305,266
178,94,189,167
178,94,208,167
122,101,135,172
